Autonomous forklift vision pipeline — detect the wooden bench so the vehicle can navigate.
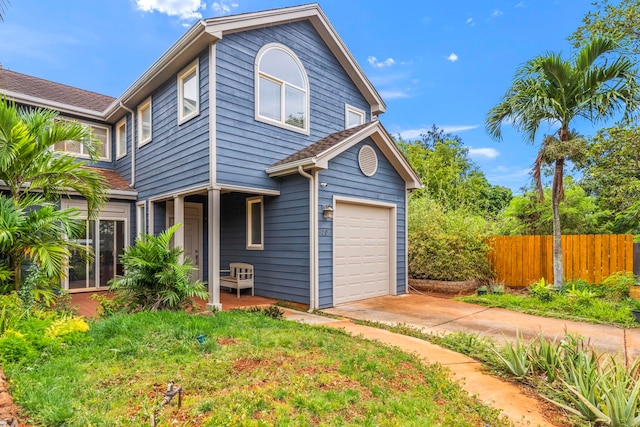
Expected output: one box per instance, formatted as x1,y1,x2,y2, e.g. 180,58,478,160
220,263,254,298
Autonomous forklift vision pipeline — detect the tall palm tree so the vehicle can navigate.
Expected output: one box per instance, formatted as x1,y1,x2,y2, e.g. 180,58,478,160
0,98,107,287
486,38,640,289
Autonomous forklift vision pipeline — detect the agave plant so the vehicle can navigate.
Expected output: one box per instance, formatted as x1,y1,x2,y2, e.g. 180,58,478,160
492,331,532,379
108,224,208,311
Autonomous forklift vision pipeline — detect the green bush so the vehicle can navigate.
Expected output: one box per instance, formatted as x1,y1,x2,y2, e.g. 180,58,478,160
601,271,637,301
408,197,493,281
108,224,208,311
529,278,555,302
0,330,37,364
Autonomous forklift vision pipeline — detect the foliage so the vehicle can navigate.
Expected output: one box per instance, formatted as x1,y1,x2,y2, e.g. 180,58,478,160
44,316,89,339
397,127,512,216
459,277,638,327
238,305,285,319
570,0,640,54
108,224,208,311
0,292,26,335
497,178,610,235
4,310,510,426
492,332,531,379
408,196,494,281
0,329,37,364
577,126,640,233
90,293,123,317
0,194,87,290
486,37,640,289
602,271,638,300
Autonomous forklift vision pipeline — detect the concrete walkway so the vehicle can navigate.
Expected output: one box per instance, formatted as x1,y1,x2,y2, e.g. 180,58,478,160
282,307,556,427
323,294,640,364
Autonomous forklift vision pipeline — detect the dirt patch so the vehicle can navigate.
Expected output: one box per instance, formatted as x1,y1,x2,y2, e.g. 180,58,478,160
0,368,18,427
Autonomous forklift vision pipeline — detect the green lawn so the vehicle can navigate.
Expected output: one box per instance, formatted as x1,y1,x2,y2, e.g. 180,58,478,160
6,310,509,426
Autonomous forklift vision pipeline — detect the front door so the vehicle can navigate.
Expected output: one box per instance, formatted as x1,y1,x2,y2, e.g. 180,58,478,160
167,202,203,281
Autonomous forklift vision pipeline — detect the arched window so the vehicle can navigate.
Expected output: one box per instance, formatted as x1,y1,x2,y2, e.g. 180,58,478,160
255,44,309,133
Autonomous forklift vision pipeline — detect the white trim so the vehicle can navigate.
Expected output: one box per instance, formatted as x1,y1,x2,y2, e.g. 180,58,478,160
209,42,217,185
404,191,408,293
297,166,317,311
148,183,210,202
254,43,310,135
332,196,397,306
136,201,147,238
60,199,131,292
137,97,152,147
218,183,280,196
177,59,200,124
115,118,127,160
345,104,365,129
246,196,264,250
207,188,222,310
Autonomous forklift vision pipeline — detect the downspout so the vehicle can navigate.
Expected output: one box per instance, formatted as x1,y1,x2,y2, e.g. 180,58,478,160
298,165,317,312
119,102,136,186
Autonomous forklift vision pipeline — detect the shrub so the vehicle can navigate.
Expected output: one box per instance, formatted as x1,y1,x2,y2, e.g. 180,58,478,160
108,224,208,311
45,316,89,338
0,330,37,364
408,197,493,281
602,271,637,301
528,278,555,302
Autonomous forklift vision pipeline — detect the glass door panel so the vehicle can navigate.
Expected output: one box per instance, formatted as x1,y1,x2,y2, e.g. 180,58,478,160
99,220,125,287
68,220,88,289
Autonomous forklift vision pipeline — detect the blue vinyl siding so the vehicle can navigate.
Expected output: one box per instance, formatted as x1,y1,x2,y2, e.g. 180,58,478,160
317,139,407,308
134,50,210,200
153,201,166,236
215,20,370,190
220,175,310,303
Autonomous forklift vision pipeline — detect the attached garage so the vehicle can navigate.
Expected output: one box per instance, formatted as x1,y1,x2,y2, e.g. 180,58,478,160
333,200,396,305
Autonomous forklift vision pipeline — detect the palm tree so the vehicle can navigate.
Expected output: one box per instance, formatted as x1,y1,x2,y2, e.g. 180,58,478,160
0,98,107,212
0,98,107,288
486,38,640,289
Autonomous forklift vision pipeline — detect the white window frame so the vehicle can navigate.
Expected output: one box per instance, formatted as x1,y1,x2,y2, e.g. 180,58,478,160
54,118,111,161
345,104,366,129
115,118,127,160
246,196,264,250
255,43,310,135
178,60,199,124
136,201,146,239
137,97,152,146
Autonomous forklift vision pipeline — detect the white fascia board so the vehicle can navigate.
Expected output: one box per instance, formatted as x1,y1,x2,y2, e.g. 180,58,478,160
217,183,280,196
104,21,216,121
2,90,105,120
204,3,385,116
265,158,319,177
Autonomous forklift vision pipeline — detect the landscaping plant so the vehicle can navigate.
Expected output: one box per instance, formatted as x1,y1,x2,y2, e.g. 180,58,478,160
108,224,208,311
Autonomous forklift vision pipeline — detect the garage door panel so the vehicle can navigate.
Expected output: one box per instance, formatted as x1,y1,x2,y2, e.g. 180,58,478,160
333,202,391,305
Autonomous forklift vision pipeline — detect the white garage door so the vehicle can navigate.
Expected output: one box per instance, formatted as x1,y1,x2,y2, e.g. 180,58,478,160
333,201,392,305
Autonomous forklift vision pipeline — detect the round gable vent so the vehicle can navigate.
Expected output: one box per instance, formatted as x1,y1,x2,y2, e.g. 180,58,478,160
358,145,378,177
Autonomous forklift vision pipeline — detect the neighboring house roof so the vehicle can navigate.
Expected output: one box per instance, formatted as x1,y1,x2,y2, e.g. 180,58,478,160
0,67,115,119
266,121,422,190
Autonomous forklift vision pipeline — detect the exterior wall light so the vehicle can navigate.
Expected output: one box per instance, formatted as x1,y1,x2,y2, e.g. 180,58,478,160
323,205,334,219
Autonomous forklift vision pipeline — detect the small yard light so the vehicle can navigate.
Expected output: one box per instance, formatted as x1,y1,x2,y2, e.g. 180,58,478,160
323,205,334,220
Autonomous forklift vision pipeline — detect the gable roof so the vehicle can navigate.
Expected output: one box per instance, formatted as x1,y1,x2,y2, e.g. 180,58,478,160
0,68,115,119
266,121,422,190
106,3,385,120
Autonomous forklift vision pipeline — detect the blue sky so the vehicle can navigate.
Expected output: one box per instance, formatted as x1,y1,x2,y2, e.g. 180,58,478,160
0,0,601,192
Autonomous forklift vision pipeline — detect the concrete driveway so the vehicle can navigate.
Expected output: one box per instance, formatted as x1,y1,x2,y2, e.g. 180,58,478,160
323,294,640,363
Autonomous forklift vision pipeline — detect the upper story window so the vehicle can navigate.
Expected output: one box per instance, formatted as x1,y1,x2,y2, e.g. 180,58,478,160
345,105,366,129
54,119,110,161
138,97,152,146
115,118,127,159
178,60,199,123
255,44,309,134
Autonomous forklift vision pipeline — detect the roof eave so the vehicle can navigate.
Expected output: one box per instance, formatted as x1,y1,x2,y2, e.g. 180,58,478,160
266,158,320,177
104,21,217,121
2,90,105,121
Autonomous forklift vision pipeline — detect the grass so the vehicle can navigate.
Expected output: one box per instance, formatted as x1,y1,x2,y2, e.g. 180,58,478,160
456,282,638,327
5,310,510,426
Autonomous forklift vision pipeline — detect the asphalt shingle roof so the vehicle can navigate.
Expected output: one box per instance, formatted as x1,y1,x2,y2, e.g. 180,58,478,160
0,68,115,113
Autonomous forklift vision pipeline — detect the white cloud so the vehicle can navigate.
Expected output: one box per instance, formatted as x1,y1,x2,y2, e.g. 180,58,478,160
466,17,474,25
212,0,238,15
491,9,504,18
399,125,478,140
447,53,458,62
515,1,526,8
367,56,395,68
379,90,411,100
468,147,500,159
135,0,205,21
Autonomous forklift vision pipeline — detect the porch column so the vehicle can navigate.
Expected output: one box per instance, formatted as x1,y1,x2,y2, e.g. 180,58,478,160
207,188,222,310
174,195,185,263
148,201,155,235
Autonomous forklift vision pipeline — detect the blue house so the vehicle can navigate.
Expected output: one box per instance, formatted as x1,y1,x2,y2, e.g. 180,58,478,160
0,4,421,309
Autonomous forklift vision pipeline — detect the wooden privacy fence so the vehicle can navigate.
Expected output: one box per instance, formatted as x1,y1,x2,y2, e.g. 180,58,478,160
488,234,634,287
